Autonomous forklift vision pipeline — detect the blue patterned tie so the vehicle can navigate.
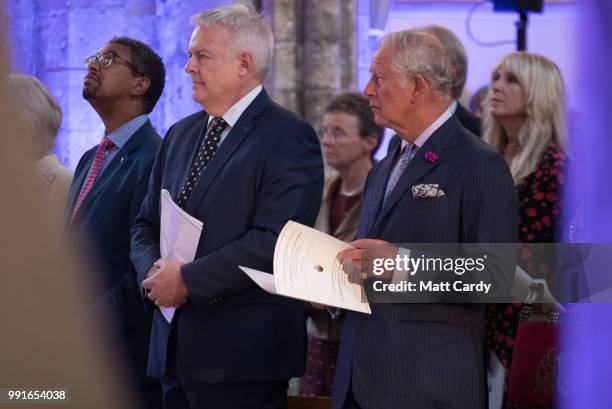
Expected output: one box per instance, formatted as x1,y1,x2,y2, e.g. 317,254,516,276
177,117,228,208
385,143,416,202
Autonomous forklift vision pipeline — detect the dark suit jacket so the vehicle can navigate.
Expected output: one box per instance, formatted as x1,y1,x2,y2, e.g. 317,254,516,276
455,102,482,137
332,116,517,409
130,89,324,387
386,102,482,157
66,120,161,385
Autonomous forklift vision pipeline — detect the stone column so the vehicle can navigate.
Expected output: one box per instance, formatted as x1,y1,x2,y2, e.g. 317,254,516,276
263,0,356,128
261,0,302,114
339,0,356,92
301,0,341,126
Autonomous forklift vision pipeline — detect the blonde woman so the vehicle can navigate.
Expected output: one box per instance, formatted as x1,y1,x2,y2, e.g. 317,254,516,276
8,74,72,223
483,52,567,407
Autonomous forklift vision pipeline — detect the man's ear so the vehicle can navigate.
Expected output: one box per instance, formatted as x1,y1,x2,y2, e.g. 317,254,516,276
131,76,150,97
410,74,429,104
238,52,254,77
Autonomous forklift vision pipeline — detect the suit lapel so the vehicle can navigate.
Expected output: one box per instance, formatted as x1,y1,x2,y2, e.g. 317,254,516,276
65,150,95,221
371,117,459,235
358,147,398,238
75,121,152,217
185,90,270,214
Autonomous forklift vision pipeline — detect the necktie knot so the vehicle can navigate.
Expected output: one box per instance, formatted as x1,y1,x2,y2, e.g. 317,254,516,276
384,142,418,203
210,117,228,133
99,136,114,152
402,142,417,158
70,136,114,221
176,117,227,209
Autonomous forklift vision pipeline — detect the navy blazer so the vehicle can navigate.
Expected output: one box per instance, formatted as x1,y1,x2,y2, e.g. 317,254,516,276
66,120,161,385
130,89,324,384
333,116,518,409
387,102,482,157
454,102,482,137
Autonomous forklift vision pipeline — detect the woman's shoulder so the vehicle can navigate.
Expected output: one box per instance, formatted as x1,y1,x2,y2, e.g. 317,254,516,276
541,144,567,166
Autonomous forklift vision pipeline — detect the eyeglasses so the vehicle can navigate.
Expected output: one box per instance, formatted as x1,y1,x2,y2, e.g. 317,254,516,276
83,52,141,74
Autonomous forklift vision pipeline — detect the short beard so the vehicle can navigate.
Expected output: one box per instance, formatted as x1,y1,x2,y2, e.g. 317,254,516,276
82,87,96,100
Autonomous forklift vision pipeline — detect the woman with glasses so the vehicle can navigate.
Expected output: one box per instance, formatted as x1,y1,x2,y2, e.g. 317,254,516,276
299,92,383,397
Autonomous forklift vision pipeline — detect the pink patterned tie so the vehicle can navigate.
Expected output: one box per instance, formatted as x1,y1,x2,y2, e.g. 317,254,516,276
71,136,114,221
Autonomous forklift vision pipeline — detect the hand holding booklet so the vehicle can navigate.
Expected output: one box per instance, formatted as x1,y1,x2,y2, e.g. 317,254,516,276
158,189,203,322
239,221,371,314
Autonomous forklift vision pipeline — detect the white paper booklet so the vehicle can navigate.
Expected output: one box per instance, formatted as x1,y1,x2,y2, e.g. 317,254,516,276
239,220,371,314
159,189,203,322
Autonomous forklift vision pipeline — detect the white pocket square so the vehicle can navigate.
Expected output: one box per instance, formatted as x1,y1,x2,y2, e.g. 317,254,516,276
412,184,445,198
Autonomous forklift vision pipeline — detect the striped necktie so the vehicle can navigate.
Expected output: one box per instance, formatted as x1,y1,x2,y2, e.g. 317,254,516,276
71,136,114,221
385,143,417,202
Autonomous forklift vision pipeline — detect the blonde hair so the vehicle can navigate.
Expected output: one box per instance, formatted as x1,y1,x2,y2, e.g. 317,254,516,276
483,52,566,185
7,74,62,158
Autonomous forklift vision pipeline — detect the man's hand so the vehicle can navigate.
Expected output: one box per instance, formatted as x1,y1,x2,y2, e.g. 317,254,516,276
144,259,163,281
337,239,399,283
142,259,189,307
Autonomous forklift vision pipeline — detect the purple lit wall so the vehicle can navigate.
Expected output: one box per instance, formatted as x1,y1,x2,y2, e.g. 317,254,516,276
559,0,612,407
7,0,231,170
385,1,581,103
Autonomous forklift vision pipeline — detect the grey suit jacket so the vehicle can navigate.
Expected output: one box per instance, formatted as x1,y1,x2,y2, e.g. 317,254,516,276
333,116,518,409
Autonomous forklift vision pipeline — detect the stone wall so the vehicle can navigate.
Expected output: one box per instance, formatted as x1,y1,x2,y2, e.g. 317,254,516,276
7,0,357,168
264,0,356,128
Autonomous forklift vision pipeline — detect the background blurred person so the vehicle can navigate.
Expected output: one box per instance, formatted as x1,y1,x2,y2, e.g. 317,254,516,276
483,52,567,408
300,92,383,397
470,85,489,118
422,25,481,136
8,74,72,224
1,39,132,409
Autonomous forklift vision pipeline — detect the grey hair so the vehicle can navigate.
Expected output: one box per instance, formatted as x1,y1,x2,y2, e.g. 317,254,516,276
421,25,467,99
381,29,454,98
191,3,274,81
7,74,61,158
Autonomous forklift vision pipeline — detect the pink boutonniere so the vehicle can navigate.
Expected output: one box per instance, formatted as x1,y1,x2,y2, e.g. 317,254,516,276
424,151,439,163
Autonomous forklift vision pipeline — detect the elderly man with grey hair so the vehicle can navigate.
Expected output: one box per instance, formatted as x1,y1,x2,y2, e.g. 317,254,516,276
387,26,482,155
131,3,323,409
333,29,517,409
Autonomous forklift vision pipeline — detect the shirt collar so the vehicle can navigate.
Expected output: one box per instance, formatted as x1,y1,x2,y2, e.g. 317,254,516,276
449,99,458,114
401,105,453,151
106,115,148,149
208,84,263,128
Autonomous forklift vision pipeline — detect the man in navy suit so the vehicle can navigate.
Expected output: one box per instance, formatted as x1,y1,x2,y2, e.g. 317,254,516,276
333,29,517,409
66,37,165,408
130,4,323,408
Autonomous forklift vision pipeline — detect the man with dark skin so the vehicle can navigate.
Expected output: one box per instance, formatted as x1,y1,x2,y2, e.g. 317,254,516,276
66,37,165,409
